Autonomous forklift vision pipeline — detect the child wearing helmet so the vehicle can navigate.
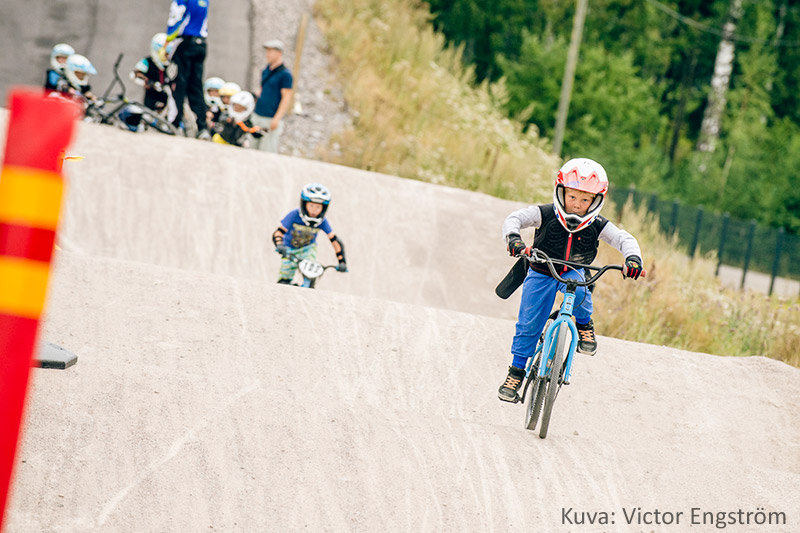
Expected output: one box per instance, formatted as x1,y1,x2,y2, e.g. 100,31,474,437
211,91,262,147
497,158,644,403
45,43,74,91
272,183,348,286
56,54,98,101
130,33,177,113
203,76,225,128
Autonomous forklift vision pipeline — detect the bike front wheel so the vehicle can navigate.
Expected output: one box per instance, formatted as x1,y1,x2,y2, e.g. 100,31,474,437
525,375,547,431
539,321,568,439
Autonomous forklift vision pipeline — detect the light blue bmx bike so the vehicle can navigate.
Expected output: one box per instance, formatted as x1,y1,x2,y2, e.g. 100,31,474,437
515,248,630,439
279,249,342,289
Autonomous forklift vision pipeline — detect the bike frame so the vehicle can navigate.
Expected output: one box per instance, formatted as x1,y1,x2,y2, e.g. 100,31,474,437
529,289,579,384
522,249,633,390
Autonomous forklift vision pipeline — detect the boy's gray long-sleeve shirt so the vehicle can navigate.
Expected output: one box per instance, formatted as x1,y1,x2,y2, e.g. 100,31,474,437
502,205,642,259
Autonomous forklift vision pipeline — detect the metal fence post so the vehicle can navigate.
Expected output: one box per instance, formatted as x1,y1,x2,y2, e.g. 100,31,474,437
715,213,729,277
768,228,785,296
741,220,756,289
689,207,704,258
670,199,679,235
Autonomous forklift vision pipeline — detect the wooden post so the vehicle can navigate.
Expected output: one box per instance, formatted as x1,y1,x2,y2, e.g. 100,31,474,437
553,0,588,157
291,13,309,115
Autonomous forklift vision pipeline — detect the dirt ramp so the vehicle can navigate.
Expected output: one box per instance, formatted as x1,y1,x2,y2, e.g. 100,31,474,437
5,252,798,531
51,121,527,319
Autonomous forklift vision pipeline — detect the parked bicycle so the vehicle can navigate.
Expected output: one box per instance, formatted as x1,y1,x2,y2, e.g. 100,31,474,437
82,54,177,135
506,248,644,439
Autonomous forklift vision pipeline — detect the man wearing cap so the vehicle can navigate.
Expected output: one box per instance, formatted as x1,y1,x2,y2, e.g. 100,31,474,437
165,0,210,139
251,39,293,153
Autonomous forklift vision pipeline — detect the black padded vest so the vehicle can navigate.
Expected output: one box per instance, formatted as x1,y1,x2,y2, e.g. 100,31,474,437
530,204,608,276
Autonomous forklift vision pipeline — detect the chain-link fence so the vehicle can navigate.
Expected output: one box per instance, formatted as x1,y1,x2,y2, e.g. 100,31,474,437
609,187,800,295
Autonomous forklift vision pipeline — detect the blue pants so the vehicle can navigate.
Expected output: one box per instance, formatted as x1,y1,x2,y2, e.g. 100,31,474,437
511,268,593,369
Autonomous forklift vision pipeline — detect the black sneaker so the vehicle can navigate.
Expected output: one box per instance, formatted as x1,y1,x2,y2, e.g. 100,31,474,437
277,278,292,285
576,320,598,356
498,366,525,402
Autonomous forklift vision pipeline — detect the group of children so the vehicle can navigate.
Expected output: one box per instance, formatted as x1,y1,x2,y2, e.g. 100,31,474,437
44,43,98,102
201,78,263,148
45,38,262,146
129,34,265,147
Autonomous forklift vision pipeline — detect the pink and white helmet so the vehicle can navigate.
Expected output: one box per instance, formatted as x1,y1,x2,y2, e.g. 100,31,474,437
553,158,609,233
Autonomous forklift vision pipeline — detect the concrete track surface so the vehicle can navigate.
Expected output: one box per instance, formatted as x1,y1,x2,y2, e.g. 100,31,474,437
3,117,800,532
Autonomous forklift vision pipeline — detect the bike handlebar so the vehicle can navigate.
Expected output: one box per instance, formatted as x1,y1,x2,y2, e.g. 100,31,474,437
522,248,645,286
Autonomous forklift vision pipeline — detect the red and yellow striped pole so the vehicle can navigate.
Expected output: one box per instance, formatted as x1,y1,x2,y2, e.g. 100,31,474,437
0,89,77,529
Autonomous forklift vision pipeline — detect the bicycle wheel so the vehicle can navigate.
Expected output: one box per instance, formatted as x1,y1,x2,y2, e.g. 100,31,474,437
141,109,178,135
525,376,546,431
539,321,568,439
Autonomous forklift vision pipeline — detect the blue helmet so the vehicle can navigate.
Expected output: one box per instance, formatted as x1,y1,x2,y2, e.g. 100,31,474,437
64,54,97,87
300,183,331,226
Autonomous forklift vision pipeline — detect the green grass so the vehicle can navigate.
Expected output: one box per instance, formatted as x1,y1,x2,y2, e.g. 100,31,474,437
313,0,558,200
314,0,800,367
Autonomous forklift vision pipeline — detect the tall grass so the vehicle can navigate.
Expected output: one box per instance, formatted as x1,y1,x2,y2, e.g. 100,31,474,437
314,0,800,367
313,0,559,200
595,200,800,366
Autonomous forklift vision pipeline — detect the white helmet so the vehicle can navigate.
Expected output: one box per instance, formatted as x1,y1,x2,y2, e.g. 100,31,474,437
64,54,97,88
553,158,609,233
299,183,332,226
149,32,174,70
203,76,225,107
228,91,255,122
50,43,75,71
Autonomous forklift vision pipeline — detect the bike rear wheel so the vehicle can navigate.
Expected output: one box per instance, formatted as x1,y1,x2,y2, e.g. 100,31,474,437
539,321,568,439
142,109,178,135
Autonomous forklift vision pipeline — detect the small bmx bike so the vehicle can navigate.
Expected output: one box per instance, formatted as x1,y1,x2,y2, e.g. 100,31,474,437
500,248,643,439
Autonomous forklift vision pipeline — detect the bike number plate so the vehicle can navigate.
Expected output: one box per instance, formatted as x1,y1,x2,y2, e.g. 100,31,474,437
298,259,324,279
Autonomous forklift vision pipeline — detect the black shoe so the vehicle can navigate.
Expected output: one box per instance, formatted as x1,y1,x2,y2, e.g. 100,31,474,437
498,365,525,402
576,320,598,356
277,278,292,285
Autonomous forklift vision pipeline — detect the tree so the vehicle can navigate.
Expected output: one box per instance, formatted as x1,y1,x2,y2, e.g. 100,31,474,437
697,0,744,154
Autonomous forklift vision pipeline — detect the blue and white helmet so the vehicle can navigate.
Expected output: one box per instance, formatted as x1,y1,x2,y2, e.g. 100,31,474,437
50,43,75,71
203,76,225,107
300,183,331,226
64,54,97,88
150,32,174,70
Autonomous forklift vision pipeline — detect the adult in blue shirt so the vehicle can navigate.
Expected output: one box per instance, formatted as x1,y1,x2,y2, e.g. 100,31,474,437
251,39,293,153
165,0,210,138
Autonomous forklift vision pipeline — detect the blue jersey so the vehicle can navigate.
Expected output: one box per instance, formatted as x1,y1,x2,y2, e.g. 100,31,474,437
45,69,64,91
280,209,332,248
167,0,209,39
254,64,293,118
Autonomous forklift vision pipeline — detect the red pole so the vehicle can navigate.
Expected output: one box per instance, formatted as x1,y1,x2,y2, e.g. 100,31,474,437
0,89,77,530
